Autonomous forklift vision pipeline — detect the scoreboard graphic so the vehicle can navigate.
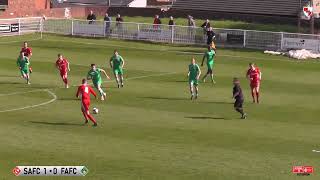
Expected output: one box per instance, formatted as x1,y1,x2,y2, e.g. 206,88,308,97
12,166,89,176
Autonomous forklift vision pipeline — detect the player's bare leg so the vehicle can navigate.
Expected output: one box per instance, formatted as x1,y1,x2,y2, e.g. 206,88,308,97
62,75,69,88
115,74,120,88
256,86,260,104
26,74,30,84
210,72,216,84
189,84,194,100
251,88,256,103
202,74,208,82
120,75,124,87
195,85,199,99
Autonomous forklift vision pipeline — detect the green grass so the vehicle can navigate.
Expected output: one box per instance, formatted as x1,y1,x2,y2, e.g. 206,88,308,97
95,16,306,33
1,34,320,180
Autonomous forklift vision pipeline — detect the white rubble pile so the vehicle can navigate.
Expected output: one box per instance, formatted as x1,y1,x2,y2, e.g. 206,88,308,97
264,49,320,60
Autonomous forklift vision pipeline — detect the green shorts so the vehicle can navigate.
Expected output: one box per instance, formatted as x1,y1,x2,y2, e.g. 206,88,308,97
93,80,102,89
20,69,29,76
207,62,214,70
113,68,123,75
189,79,198,86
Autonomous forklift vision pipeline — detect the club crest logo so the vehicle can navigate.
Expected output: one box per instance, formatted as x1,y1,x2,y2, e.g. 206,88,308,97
303,5,313,18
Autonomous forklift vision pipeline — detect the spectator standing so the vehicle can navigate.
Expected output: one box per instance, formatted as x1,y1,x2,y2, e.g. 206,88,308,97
116,14,124,37
201,19,211,33
206,27,216,45
104,13,111,35
160,8,165,18
168,16,175,30
187,15,196,40
116,14,123,26
153,15,162,29
87,10,96,24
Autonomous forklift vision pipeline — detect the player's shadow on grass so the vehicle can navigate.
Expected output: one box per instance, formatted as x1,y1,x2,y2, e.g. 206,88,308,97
30,121,83,126
141,96,186,101
185,116,226,120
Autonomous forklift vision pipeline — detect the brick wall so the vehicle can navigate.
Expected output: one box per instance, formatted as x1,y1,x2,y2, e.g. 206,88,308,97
0,0,108,19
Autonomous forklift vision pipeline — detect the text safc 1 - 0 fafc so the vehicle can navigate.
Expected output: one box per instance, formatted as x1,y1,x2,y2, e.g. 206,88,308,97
12,166,89,176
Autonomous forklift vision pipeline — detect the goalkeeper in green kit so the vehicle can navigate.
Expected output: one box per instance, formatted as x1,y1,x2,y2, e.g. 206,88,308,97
201,46,216,84
87,64,111,101
110,50,125,88
17,52,31,84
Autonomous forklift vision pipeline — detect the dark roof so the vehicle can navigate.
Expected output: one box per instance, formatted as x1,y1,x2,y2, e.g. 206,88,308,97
173,0,308,17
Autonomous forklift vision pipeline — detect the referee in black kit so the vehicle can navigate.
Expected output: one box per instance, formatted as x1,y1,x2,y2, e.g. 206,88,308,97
232,78,247,119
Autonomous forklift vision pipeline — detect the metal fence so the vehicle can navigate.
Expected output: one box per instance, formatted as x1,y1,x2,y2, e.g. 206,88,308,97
0,17,42,37
2,17,320,53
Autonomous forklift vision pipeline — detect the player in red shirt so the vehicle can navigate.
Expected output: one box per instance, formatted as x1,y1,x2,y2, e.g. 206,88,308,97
76,79,98,126
246,63,262,103
20,42,33,73
55,54,70,88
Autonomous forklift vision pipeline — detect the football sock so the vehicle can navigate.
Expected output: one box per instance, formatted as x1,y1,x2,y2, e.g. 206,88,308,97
236,108,244,116
256,92,260,102
87,114,97,124
82,111,88,120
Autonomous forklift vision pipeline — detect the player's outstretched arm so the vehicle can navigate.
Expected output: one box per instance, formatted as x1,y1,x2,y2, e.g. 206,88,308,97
101,69,111,79
67,61,70,71
121,58,125,68
201,55,205,66
197,67,202,79
109,58,113,69
76,87,81,98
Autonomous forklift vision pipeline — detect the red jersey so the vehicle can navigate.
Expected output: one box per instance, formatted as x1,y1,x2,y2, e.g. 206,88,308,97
76,84,96,102
21,47,32,57
56,58,69,72
247,67,261,83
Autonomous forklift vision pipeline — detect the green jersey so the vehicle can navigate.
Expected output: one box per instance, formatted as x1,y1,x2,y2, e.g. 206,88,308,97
17,56,30,70
87,68,103,83
189,63,200,80
205,49,215,64
111,55,124,69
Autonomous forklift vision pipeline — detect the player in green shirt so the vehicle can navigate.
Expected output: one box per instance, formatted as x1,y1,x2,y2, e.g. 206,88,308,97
188,57,201,100
17,52,31,84
201,46,216,84
87,64,111,101
109,50,125,88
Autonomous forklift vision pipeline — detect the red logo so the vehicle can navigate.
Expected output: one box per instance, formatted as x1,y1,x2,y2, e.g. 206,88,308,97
303,7,313,18
292,166,314,175
12,166,21,176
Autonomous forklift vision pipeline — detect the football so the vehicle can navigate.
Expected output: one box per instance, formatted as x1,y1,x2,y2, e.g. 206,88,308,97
92,108,99,114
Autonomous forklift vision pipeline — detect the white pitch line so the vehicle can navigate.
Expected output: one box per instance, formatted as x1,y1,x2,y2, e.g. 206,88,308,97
0,89,57,113
0,89,45,97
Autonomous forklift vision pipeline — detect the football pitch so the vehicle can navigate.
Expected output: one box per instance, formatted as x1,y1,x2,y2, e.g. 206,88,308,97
1,34,320,180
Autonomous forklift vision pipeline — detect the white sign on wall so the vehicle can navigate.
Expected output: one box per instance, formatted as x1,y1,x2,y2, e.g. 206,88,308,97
282,38,320,52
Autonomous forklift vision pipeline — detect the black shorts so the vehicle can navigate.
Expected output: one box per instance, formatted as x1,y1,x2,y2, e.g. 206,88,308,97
234,99,244,108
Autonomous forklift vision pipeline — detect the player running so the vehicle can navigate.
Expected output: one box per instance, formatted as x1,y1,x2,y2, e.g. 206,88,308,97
188,57,201,100
20,41,33,73
17,52,31,84
232,78,247,119
246,63,262,103
55,54,70,88
201,46,216,84
109,50,125,88
76,79,98,126
87,64,110,101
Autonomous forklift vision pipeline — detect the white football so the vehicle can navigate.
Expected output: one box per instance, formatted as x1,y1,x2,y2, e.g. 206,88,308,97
93,108,99,114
